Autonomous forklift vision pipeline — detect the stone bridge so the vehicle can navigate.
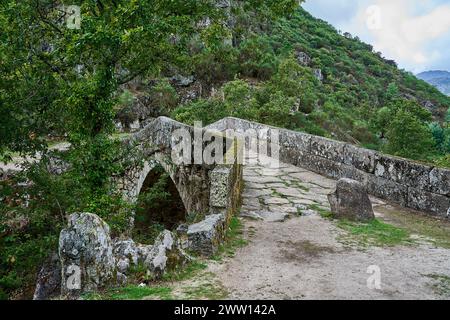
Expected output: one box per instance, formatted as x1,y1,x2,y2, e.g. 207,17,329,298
207,117,450,217
116,115,449,227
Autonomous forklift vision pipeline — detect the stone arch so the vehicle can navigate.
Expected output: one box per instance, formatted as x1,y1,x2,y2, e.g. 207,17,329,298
132,155,190,215
118,151,212,218
134,158,188,234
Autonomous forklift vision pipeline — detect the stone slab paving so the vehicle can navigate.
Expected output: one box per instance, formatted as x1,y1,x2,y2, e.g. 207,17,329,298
240,153,334,221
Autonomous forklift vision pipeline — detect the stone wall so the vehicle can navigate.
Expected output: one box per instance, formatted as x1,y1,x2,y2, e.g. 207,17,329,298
187,137,243,257
113,116,243,256
208,117,450,217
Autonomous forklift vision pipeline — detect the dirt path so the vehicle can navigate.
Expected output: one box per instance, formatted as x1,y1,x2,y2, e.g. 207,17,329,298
206,155,450,300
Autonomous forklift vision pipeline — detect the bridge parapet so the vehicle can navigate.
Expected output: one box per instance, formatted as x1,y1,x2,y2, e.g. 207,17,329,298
208,117,450,217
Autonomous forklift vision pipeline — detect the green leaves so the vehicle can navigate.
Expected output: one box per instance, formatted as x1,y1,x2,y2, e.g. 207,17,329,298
383,108,435,160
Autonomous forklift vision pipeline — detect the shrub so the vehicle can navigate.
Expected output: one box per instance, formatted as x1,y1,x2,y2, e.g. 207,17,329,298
150,79,179,113
384,109,436,160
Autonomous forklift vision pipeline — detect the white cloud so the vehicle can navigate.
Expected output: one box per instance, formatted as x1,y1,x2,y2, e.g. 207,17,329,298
303,0,450,72
356,0,450,70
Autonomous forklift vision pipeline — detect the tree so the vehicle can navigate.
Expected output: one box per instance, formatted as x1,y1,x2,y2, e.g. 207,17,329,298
385,82,399,102
372,98,433,140
258,91,294,127
429,122,445,152
372,106,392,139
384,109,435,160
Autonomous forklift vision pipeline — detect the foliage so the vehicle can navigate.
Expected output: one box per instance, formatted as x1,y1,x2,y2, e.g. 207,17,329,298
237,35,278,79
83,285,173,300
171,98,227,126
211,217,248,261
0,145,136,299
337,219,411,248
383,109,436,160
150,79,179,113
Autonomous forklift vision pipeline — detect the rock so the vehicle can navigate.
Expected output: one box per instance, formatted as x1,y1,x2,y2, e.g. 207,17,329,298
176,224,190,250
188,214,225,257
143,230,190,279
258,211,289,222
113,234,189,281
262,197,290,205
46,156,70,175
129,120,141,132
176,224,189,235
313,68,323,82
294,50,311,66
423,100,436,112
116,272,128,286
240,211,264,220
209,166,232,208
113,239,141,274
33,253,61,300
170,75,195,87
215,0,231,9
59,213,116,298
328,178,375,222
429,167,450,196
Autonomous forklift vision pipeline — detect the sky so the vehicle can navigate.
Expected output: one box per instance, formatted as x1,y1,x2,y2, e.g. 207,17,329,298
302,0,450,74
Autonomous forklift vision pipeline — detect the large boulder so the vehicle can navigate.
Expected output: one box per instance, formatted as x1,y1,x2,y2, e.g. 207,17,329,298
113,239,140,273
187,214,225,257
328,178,375,222
143,230,190,279
113,231,190,281
58,212,192,297
33,253,61,300
59,212,116,298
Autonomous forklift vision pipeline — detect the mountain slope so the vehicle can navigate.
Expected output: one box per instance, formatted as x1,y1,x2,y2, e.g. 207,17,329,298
268,9,450,119
172,7,450,133
417,71,450,95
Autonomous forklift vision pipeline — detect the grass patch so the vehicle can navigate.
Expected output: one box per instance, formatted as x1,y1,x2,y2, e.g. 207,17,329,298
307,204,411,248
308,204,333,219
83,260,208,300
111,132,133,141
83,285,173,300
211,217,248,261
337,219,411,247
186,211,206,224
376,206,450,249
162,260,208,282
426,274,450,297
271,189,287,199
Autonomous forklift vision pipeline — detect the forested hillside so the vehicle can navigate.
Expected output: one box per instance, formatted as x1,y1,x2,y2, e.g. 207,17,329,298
166,7,450,164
